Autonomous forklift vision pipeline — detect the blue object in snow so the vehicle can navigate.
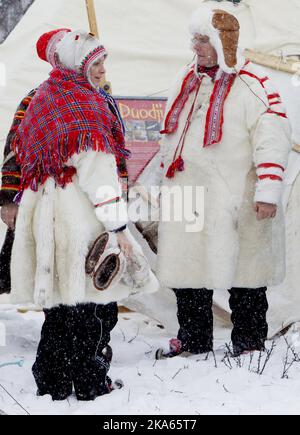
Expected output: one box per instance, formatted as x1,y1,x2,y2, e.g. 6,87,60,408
0,359,24,369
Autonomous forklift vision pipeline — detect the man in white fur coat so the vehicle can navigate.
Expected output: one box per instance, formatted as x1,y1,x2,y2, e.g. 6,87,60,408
9,30,158,400
157,4,291,357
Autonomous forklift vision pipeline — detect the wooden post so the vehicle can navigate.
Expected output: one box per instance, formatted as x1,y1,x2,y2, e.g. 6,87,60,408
245,49,300,75
85,0,99,37
85,0,112,93
293,144,300,153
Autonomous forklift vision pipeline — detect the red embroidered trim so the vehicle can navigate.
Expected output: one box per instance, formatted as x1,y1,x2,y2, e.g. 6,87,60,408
166,80,202,178
265,109,287,119
259,174,283,181
81,46,107,78
268,93,280,100
239,69,267,85
239,70,287,118
257,163,284,171
95,196,120,208
164,68,238,178
161,69,197,134
203,73,236,147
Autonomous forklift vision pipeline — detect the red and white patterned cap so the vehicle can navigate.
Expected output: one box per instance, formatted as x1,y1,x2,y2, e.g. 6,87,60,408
36,28,71,67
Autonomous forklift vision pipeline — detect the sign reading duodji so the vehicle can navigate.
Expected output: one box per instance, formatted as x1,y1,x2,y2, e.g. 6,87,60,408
115,96,167,184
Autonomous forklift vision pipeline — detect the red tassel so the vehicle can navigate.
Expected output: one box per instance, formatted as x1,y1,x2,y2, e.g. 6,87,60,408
166,162,176,178
177,155,185,172
166,156,185,179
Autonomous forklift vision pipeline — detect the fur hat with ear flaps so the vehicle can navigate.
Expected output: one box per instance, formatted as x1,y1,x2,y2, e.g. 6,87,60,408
189,5,245,74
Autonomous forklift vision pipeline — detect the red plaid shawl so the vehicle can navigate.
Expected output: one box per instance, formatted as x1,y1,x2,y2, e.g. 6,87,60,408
12,67,130,191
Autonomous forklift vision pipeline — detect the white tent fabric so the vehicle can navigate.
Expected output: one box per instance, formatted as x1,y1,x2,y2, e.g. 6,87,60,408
1,0,300,337
1,0,300,142
244,0,300,56
0,0,201,142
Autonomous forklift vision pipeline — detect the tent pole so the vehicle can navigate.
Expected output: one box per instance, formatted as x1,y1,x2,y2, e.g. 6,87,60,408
293,144,300,153
245,49,300,75
85,0,112,93
85,0,99,37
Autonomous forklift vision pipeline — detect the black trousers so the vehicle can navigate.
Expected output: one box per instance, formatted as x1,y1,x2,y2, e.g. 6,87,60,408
229,287,268,355
32,302,118,401
173,287,268,355
173,288,213,353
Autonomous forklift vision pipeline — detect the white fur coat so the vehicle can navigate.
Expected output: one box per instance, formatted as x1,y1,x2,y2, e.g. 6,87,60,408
11,150,158,308
157,62,292,290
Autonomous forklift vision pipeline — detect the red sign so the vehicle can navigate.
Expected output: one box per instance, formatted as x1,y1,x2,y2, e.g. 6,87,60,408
116,97,167,184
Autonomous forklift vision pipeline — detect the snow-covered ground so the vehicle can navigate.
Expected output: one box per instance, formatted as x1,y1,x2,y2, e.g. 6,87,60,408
1,304,300,415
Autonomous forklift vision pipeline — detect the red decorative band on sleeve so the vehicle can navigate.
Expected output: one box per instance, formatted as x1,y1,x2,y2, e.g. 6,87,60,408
258,174,283,182
257,163,284,171
95,196,120,208
265,109,287,119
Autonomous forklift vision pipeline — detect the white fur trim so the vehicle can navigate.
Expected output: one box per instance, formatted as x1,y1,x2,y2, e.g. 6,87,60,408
121,228,159,296
46,30,69,67
33,178,55,307
254,179,283,205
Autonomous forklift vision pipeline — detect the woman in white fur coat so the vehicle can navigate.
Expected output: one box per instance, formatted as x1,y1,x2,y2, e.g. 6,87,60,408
10,30,158,400
157,5,291,357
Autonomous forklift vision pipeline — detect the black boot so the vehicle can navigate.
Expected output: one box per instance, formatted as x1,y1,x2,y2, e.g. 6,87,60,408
229,287,268,356
32,305,72,401
69,302,118,401
173,288,214,354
